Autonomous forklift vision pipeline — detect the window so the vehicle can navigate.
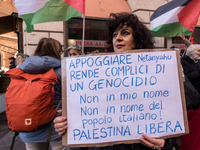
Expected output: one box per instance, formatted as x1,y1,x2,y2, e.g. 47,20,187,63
68,19,108,40
67,18,108,53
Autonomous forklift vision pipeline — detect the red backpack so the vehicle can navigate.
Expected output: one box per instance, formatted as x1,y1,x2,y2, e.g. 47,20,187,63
4,68,57,132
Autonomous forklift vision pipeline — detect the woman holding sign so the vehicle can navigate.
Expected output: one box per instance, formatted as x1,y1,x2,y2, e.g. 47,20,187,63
54,12,176,150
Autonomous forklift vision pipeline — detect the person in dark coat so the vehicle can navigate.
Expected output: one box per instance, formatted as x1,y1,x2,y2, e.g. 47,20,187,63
8,57,16,69
181,44,200,94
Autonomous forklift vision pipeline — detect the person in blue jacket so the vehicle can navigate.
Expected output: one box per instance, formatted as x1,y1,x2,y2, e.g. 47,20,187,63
19,38,67,150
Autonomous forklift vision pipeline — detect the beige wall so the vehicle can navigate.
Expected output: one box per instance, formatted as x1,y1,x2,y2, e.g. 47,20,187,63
127,0,171,11
127,0,173,48
85,0,131,18
23,22,64,56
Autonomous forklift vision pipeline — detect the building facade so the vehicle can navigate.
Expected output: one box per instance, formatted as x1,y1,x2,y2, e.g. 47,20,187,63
10,0,200,56
0,0,20,71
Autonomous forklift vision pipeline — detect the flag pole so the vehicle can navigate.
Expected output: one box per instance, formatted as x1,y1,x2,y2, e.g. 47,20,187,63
81,14,85,54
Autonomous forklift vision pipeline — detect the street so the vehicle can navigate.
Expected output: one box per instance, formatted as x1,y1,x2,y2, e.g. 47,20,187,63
0,111,26,150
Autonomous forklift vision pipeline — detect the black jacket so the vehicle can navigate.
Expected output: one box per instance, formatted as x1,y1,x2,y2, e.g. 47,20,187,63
184,76,200,110
9,61,16,69
181,55,200,94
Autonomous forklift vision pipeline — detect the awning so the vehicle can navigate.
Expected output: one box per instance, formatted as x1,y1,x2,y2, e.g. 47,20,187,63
0,13,18,34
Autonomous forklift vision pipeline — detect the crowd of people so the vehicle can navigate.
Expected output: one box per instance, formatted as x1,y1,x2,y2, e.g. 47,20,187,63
0,53,29,77
5,12,200,150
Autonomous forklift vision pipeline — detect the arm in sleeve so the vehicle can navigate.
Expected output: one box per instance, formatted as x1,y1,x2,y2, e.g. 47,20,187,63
183,39,192,48
20,56,61,73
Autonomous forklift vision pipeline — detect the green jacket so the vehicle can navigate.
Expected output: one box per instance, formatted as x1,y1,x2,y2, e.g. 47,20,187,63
183,39,192,47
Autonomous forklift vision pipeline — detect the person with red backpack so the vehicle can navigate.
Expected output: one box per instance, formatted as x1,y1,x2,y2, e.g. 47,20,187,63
18,38,66,150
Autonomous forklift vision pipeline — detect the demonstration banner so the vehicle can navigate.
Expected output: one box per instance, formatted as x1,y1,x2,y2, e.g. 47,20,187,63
62,49,188,147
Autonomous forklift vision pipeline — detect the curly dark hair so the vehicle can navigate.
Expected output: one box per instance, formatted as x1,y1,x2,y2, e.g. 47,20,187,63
106,12,155,52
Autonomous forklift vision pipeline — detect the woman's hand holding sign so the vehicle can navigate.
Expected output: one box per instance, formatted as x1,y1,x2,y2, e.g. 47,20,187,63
54,110,68,136
140,134,165,150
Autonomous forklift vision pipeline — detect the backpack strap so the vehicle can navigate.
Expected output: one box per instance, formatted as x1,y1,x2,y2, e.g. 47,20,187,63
46,99,62,150
10,132,19,150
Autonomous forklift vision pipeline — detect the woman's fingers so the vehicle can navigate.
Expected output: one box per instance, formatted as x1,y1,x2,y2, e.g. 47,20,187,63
55,124,68,136
142,134,164,145
140,137,155,149
58,130,66,136
54,115,67,124
57,109,62,114
54,120,67,131
139,134,165,150
53,116,68,136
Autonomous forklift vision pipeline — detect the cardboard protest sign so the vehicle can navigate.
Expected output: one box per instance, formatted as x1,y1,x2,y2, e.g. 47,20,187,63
62,49,188,147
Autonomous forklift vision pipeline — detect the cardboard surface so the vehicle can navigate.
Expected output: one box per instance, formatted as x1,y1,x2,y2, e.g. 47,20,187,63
62,49,189,147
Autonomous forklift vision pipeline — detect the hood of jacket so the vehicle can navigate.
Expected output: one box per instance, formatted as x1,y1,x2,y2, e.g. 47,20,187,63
19,56,61,73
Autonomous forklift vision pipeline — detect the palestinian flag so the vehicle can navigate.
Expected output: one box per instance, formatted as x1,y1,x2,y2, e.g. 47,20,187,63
15,0,85,33
150,0,200,37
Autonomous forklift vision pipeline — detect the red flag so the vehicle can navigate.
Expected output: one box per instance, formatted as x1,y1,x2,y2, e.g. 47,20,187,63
178,0,200,32
63,0,85,15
